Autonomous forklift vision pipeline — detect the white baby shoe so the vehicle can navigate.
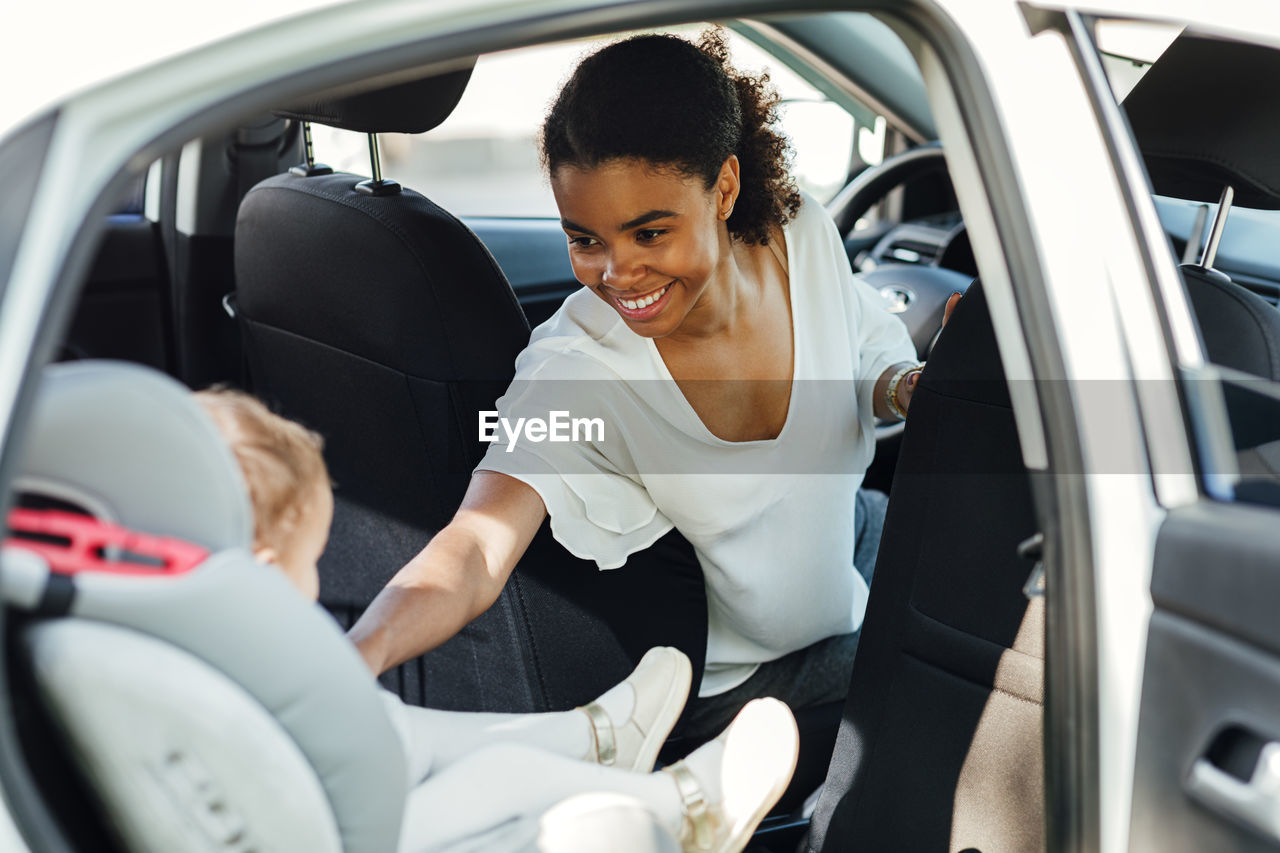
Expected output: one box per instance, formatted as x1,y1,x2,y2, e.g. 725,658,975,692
663,697,799,853
579,646,692,772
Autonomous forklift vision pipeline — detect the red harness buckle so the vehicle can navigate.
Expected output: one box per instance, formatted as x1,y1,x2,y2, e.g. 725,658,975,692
4,509,208,577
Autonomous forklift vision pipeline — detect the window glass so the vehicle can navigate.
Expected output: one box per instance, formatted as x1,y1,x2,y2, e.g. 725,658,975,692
311,26,884,217
1094,19,1180,100
1094,21,1280,505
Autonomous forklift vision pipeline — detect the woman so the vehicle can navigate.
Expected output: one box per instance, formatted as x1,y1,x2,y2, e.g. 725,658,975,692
350,30,934,741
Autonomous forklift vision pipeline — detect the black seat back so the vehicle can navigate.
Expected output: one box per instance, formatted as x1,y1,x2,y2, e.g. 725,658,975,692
809,34,1280,850
809,281,1045,852
233,70,707,712
235,165,546,707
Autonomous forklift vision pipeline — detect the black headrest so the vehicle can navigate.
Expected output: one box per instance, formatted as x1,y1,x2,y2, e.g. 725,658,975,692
1123,36,1280,210
276,61,475,134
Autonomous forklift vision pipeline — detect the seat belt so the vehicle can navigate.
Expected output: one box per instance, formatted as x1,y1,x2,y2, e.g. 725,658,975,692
231,116,294,205
226,117,295,389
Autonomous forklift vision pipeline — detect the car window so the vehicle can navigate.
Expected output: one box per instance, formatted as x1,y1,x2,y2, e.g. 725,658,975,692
113,171,147,215
310,25,887,217
1095,23,1280,507
1093,19,1180,100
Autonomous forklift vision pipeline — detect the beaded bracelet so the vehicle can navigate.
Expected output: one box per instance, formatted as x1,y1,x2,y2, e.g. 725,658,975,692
885,363,924,421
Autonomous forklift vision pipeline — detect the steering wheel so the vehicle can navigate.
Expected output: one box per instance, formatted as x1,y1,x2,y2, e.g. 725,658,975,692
829,142,948,233
827,142,973,360
826,142,974,438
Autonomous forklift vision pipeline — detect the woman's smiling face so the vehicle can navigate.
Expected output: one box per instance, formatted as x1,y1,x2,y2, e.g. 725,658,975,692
550,157,738,339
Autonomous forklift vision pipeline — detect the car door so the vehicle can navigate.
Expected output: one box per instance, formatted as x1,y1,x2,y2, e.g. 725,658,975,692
1073,14,1280,852
1132,417,1280,852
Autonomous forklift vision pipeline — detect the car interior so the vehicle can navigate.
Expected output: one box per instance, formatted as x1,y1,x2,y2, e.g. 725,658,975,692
6,8,1280,852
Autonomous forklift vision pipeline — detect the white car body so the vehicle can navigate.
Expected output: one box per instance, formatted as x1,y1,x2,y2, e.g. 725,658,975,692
3,1,1280,850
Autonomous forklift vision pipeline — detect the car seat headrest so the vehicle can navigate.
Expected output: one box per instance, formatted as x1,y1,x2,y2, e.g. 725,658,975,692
275,60,476,134
1123,35,1280,210
12,360,253,551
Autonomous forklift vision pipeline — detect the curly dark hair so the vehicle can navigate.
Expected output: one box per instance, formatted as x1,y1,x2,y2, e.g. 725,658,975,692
540,29,802,246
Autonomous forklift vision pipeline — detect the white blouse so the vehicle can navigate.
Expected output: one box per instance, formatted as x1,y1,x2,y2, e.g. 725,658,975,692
477,193,916,696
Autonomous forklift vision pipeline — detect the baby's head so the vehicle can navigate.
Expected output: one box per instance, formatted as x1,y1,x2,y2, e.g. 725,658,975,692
195,389,332,601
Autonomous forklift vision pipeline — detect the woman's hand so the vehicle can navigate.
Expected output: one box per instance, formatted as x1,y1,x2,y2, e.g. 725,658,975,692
876,291,963,419
348,471,547,674
942,291,962,328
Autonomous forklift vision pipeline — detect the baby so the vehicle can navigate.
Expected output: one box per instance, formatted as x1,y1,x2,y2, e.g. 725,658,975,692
195,388,798,853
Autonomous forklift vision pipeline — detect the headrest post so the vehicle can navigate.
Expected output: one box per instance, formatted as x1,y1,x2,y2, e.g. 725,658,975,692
287,121,333,178
354,132,401,197
1198,184,1234,271
367,133,382,183
1181,203,1210,265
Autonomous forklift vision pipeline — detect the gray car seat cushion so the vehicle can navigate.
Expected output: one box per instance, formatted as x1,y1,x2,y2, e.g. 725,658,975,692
26,619,343,853
4,543,409,853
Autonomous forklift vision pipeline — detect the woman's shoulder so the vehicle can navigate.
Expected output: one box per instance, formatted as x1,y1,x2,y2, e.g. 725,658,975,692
528,288,625,344
515,290,635,382
786,188,838,240
784,189,851,278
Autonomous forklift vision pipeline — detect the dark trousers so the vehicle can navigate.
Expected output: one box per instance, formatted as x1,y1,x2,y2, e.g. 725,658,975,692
680,488,889,740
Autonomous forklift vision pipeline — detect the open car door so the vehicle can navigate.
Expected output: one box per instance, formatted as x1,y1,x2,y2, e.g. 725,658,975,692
1060,14,1280,850
1131,370,1280,852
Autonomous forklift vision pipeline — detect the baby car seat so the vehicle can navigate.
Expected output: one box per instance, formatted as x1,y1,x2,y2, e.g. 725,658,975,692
1,361,406,852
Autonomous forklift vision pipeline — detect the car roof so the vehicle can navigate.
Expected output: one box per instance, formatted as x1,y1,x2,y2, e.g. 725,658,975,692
0,0,349,138
2,3,932,142
6,0,1280,142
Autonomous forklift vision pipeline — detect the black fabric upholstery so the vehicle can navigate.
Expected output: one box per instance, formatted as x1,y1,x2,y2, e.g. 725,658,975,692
236,173,527,526
809,281,1045,852
1123,36,1280,210
1179,265,1280,486
515,525,707,715
276,64,475,134
1182,264,1280,381
234,170,708,713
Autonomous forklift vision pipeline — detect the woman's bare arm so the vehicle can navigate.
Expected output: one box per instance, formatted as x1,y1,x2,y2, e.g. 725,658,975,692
348,471,547,674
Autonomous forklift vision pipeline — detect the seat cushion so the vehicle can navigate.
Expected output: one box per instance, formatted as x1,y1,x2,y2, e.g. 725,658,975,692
25,619,343,853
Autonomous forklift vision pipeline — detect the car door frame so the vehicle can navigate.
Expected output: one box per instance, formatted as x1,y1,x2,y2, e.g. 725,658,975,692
1051,6,1280,852
1028,3,1280,852
0,1,1097,848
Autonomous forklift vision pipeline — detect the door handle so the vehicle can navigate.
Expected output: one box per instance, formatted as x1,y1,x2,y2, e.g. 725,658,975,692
1187,740,1280,841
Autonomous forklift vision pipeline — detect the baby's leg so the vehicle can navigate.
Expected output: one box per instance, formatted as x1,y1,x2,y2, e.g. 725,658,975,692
392,702,592,774
396,743,688,852
392,646,690,775
398,699,797,853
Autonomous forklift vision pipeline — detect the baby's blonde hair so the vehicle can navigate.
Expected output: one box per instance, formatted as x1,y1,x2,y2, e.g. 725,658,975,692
195,388,329,550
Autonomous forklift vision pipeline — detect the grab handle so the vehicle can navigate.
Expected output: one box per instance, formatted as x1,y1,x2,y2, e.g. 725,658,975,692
1187,740,1280,841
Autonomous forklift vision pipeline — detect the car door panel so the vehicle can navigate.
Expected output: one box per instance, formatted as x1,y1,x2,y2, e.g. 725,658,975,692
1131,500,1280,851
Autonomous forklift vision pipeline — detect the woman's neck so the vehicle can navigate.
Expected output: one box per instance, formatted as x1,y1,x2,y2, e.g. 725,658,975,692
662,241,763,345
